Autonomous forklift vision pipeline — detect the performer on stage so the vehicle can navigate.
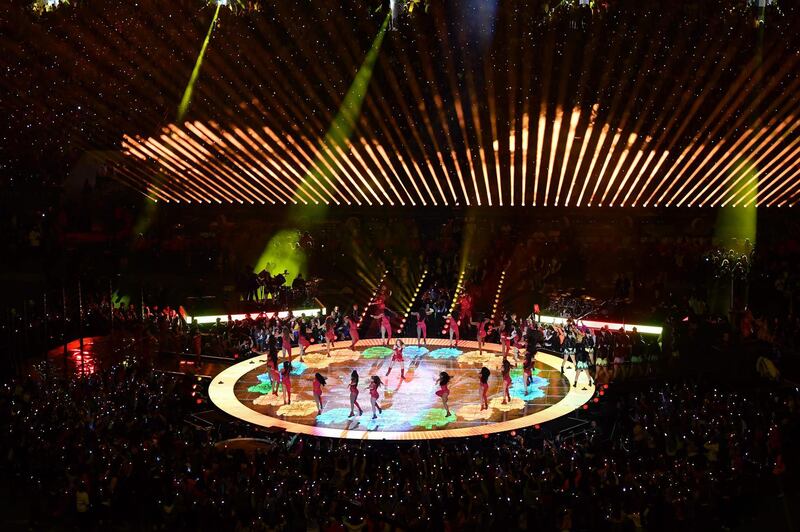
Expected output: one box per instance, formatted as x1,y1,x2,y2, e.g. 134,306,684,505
280,361,292,405
561,325,577,374
511,321,523,362
368,376,384,419
594,326,610,381
385,339,406,381
473,316,492,354
267,337,280,396
583,324,596,366
522,351,534,395
479,366,490,410
312,373,326,414
296,319,311,362
447,312,460,347
435,371,452,417
501,358,513,404
499,321,511,359
573,329,595,389
459,291,474,330
281,326,293,362
324,316,336,357
346,313,360,349
371,310,392,345
348,370,363,417
411,304,432,346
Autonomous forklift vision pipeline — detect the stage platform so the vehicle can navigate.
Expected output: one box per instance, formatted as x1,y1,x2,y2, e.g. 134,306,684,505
209,338,595,440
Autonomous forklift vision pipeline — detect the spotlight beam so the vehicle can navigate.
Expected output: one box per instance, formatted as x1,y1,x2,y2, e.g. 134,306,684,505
177,3,221,122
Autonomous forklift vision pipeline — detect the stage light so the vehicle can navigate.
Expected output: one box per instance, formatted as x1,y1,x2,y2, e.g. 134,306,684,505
177,2,221,121
31,0,69,15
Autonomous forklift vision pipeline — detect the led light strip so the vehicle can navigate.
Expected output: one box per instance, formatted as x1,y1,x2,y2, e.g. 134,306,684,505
187,307,326,325
442,270,466,334
490,270,507,322
360,270,390,323
537,315,662,335
398,269,429,334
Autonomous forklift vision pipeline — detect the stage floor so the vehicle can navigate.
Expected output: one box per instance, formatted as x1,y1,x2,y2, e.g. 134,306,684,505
209,338,595,440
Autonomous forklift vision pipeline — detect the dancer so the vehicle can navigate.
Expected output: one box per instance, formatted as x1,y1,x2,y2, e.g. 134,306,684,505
574,331,595,389
280,361,292,405
348,370,363,417
479,366,490,410
473,317,492,354
267,337,280,396
371,310,392,346
511,323,523,362
347,312,360,349
584,326,596,366
447,312,460,347
435,371,452,417
385,339,406,381
312,373,326,414
411,304,432,346
501,358,512,404
324,316,336,357
297,318,311,362
499,322,511,359
561,326,576,373
522,351,534,396
281,326,293,362
459,292,474,330
368,376,384,419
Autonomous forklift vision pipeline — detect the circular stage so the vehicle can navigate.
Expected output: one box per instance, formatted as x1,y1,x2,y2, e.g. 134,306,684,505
209,338,595,440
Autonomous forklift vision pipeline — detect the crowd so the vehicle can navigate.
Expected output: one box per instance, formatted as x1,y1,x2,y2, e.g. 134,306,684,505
1,356,797,530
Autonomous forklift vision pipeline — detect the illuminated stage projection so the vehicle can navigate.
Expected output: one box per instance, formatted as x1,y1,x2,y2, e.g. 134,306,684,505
209,338,595,440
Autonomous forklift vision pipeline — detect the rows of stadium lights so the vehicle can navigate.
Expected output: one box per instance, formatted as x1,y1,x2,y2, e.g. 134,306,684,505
360,270,389,324
490,271,506,322
120,107,800,207
94,0,800,209
398,269,428,334
441,270,466,335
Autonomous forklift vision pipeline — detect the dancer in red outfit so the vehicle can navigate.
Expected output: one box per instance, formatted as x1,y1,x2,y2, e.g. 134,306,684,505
368,376,384,419
435,372,453,417
499,322,511,359
281,326,293,362
347,314,360,349
473,317,492,354
268,341,280,396
297,318,311,362
281,361,292,405
348,370,363,417
312,372,326,414
324,316,336,357
447,312,460,347
500,358,512,404
385,339,405,381
479,366,490,410
459,292,474,329
371,310,392,345
522,352,534,395
411,304,432,346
